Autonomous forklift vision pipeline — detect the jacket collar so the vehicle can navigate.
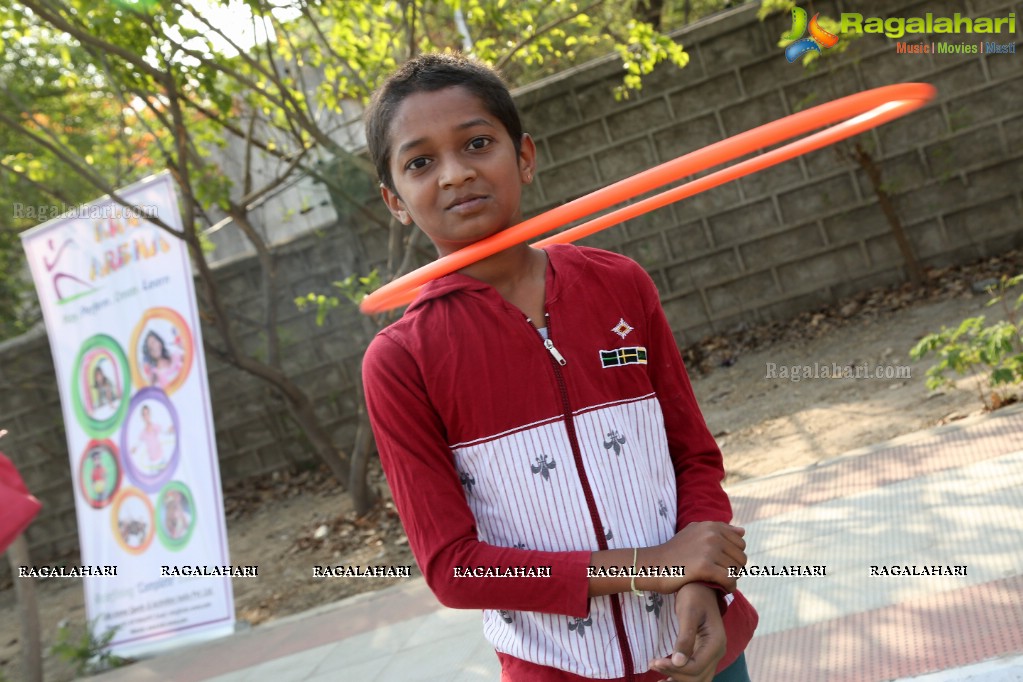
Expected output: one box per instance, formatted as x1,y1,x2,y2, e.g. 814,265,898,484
403,243,585,313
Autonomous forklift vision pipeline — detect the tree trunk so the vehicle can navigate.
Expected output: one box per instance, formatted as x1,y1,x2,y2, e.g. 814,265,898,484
642,0,667,28
7,534,43,682
349,401,379,517
283,392,352,489
852,143,925,285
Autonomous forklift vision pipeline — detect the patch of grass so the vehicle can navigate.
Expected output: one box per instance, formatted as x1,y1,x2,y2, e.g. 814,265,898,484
50,618,131,675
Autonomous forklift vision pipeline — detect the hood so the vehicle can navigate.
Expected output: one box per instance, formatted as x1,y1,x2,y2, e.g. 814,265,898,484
401,243,589,315
403,270,495,314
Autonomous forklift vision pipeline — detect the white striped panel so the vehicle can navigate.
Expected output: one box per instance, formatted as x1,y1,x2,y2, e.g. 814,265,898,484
453,396,680,676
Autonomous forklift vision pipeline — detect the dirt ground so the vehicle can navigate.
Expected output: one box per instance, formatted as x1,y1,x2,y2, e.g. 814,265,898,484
700,290,999,484
1,256,1019,682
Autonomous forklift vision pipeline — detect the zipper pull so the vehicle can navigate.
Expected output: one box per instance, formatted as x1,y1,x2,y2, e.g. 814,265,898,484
544,338,567,366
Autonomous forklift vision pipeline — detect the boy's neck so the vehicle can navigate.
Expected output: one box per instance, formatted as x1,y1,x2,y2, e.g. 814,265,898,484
456,244,548,322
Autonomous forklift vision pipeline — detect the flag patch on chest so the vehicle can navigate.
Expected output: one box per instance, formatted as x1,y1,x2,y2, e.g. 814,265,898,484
600,347,648,368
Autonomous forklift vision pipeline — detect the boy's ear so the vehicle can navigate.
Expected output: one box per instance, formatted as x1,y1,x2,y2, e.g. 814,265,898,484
519,133,537,184
380,184,412,225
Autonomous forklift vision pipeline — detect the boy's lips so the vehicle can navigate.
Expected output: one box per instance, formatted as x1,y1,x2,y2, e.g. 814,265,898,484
445,194,488,213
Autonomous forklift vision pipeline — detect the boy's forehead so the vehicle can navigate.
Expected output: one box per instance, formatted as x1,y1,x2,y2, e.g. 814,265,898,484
389,87,502,150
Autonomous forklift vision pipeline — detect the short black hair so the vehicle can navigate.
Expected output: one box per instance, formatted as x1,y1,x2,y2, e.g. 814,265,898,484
364,52,523,192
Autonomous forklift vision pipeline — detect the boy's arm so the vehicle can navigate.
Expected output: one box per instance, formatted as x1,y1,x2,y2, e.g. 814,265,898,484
635,266,733,529
363,332,593,616
632,265,740,614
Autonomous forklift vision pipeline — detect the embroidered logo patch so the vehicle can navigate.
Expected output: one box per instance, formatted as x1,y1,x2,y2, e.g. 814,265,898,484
611,318,634,339
600,347,647,368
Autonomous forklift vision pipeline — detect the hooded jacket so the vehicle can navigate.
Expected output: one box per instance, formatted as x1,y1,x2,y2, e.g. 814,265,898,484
363,244,757,681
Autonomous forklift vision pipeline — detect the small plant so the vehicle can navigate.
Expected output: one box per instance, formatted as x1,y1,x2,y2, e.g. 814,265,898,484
910,274,1023,410
51,618,130,675
295,270,381,326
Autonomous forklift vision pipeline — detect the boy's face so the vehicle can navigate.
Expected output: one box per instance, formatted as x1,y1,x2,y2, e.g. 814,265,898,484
381,86,536,256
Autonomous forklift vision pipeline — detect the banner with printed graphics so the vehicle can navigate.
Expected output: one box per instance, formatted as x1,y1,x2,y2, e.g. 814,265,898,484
20,173,234,656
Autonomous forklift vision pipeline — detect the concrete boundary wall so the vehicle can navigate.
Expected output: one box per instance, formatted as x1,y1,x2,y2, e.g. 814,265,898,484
515,0,1023,342
2,0,1020,570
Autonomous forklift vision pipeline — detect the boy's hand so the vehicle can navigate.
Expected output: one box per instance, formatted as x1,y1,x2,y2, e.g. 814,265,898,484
648,583,727,682
642,522,746,594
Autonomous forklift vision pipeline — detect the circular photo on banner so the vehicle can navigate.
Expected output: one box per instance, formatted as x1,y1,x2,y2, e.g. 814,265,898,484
71,335,131,438
110,487,155,555
120,387,180,493
77,440,122,509
156,481,196,550
129,307,194,395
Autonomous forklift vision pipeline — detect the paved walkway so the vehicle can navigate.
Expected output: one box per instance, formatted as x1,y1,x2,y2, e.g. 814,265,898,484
89,406,1023,682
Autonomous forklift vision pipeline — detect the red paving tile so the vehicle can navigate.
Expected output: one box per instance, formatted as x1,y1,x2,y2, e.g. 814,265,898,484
747,575,1023,681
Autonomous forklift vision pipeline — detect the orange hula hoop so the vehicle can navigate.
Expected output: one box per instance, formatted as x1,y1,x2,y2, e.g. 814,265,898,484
360,82,937,314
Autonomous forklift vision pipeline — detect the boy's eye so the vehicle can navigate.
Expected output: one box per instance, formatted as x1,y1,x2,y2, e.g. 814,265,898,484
405,157,431,171
467,137,491,150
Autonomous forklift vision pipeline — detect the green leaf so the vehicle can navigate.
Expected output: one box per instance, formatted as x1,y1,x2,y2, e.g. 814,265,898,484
990,368,1015,386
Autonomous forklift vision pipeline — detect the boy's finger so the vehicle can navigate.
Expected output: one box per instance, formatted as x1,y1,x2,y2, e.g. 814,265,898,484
723,545,747,568
721,528,746,550
673,609,698,664
648,656,707,682
648,656,689,679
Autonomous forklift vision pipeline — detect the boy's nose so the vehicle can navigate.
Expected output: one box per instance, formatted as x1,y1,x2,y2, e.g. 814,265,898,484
438,158,477,188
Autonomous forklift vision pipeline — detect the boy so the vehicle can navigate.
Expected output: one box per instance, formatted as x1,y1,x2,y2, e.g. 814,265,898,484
362,53,757,682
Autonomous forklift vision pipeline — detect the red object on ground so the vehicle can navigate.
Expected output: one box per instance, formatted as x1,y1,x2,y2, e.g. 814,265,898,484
0,452,43,554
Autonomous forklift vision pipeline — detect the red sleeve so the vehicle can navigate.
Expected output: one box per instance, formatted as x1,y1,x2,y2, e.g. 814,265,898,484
633,267,732,529
362,332,592,617
0,452,42,554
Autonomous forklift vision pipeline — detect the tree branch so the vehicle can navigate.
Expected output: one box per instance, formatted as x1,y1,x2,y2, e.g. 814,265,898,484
20,0,168,81
494,0,607,70
0,105,199,256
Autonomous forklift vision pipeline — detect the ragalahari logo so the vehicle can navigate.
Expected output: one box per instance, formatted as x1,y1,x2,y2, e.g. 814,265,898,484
782,7,839,62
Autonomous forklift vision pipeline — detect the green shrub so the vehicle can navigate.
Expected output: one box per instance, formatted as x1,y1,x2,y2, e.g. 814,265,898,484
910,274,1023,410
51,618,130,675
